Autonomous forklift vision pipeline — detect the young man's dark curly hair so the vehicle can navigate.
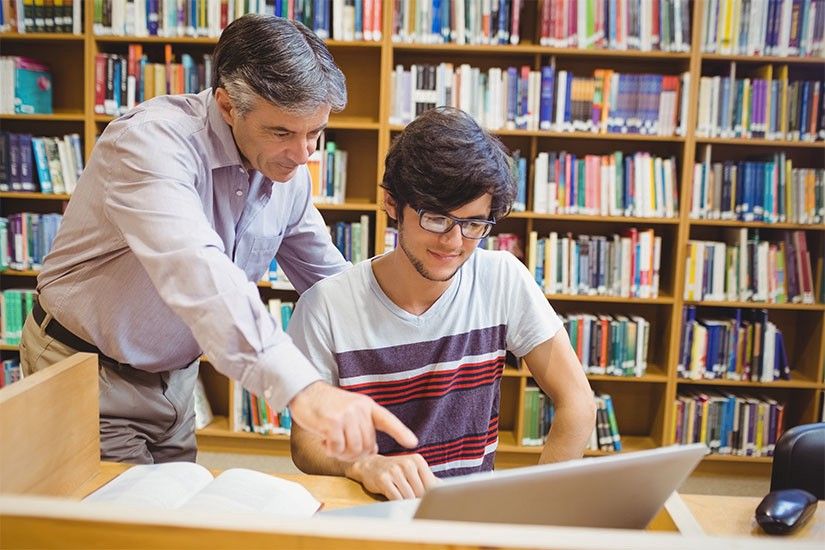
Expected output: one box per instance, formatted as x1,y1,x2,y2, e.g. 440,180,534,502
381,107,516,222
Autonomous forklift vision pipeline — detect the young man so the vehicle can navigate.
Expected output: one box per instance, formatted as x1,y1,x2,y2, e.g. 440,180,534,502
287,107,596,500
20,15,416,464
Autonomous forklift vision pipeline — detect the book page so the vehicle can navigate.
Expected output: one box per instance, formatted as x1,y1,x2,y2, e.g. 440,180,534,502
83,463,214,509
182,468,321,518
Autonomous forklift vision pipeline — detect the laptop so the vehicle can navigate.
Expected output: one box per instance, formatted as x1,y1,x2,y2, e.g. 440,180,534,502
320,443,708,529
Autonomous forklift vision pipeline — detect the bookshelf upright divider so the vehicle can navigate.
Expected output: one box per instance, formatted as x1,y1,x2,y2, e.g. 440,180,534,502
1,1,823,475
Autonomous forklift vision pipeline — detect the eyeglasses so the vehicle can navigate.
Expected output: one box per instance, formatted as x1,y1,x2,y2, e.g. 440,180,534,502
416,209,496,239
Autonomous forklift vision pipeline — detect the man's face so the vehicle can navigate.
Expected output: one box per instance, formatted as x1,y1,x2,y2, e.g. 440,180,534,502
393,193,493,283
216,88,329,182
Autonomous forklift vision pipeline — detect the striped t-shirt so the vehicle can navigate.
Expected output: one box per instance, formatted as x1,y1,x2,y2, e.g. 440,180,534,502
288,249,562,476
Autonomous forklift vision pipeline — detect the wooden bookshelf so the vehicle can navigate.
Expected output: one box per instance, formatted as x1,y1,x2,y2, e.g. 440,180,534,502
2,0,823,475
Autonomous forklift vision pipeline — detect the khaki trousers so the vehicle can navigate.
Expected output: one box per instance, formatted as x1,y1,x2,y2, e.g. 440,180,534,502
20,313,199,464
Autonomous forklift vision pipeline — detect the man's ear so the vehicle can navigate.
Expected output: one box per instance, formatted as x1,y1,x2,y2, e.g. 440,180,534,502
384,191,398,221
214,87,235,126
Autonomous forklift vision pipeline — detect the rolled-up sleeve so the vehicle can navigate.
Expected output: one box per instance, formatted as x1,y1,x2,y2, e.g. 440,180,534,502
102,119,323,409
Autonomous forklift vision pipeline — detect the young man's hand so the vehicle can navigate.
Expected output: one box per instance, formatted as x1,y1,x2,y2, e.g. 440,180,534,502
344,453,439,500
289,381,418,463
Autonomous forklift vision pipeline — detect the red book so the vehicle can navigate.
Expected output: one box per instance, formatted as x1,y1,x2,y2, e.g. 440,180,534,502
94,53,106,114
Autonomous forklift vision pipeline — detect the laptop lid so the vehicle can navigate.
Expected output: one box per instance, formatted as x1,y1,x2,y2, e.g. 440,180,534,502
412,443,708,529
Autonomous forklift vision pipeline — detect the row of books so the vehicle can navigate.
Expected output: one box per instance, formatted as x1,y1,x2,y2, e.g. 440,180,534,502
93,47,213,116
691,148,824,225
673,391,785,457
0,0,83,34
695,65,824,142
260,258,293,289
537,0,691,52
391,0,525,45
0,358,22,389
233,386,293,435
522,388,622,453
700,0,825,57
479,232,523,259
1,213,63,271
532,151,679,218
389,63,688,137
561,312,650,378
92,0,382,40
683,229,816,305
328,216,370,265
0,56,53,115
0,132,84,194
0,288,35,345
230,296,295,434
677,307,791,383
306,138,348,204
526,228,662,299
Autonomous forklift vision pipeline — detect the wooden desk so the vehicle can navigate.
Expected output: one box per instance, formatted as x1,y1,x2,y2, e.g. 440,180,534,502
1,356,822,549
682,493,825,541
65,463,823,544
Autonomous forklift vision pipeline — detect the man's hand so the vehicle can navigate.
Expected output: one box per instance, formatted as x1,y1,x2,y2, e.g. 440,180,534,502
289,381,418,463
345,453,438,500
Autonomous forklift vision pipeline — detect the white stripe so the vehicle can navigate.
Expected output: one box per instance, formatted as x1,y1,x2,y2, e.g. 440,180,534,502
340,350,506,387
430,440,499,473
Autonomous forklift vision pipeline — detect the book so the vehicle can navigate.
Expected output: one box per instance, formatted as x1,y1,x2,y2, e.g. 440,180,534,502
84,462,321,517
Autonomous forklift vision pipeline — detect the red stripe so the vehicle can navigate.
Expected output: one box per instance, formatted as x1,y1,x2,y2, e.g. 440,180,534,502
386,423,499,465
360,364,503,402
407,419,499,455
342,356,505,392
373,371,503,407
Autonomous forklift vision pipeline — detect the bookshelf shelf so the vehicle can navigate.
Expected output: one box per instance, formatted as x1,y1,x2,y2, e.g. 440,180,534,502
0,32,85,41
546,294,675,305
0,111,85,121
0,192,71,200
498,432,658,455
510,212,680,225
328,117,381,130
689,219,825,231
676,378,824,390
695,137,825,149
94,35,220,44
0,343,19,351
587,373,670,384
683,300,825,311
0,269,40,277
701,454,773,464
392,43,692,61
314,202,379,211
701,53,825,65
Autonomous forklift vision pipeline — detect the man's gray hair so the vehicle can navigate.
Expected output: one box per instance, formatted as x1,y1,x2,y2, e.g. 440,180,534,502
211,14,347,116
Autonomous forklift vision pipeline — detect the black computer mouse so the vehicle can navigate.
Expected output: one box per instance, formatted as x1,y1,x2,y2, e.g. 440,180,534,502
755,488,818,535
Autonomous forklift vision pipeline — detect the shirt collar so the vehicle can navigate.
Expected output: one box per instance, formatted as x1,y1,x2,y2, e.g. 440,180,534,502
204,88,246,171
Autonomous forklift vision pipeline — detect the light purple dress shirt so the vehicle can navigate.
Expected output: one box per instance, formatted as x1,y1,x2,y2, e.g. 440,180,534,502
36,88,349,409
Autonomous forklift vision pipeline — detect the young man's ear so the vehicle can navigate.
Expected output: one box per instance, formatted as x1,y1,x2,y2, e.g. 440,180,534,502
384,191,398,222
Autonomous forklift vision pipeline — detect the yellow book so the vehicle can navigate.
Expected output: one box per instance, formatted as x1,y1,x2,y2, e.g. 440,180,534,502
755,402,765,456
729,0,741,54
143,63,155,101
699,395,710,446
719,0,733,53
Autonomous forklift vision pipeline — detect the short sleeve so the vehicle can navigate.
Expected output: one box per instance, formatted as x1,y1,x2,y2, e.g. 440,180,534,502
502,253,564,358
286,287,340,385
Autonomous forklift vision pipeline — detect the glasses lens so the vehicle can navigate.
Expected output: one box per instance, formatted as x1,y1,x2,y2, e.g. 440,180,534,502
461,221,492,239
420,212,452,233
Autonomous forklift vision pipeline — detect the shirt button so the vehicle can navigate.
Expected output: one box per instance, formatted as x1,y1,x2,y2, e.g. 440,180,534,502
235,190,243,197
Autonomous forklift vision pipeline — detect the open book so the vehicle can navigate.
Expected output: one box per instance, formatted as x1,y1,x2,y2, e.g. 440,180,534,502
84,463,321,518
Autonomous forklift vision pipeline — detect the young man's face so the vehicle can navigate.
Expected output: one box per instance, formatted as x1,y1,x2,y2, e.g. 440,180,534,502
216,88,329,182
394,193,493,283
